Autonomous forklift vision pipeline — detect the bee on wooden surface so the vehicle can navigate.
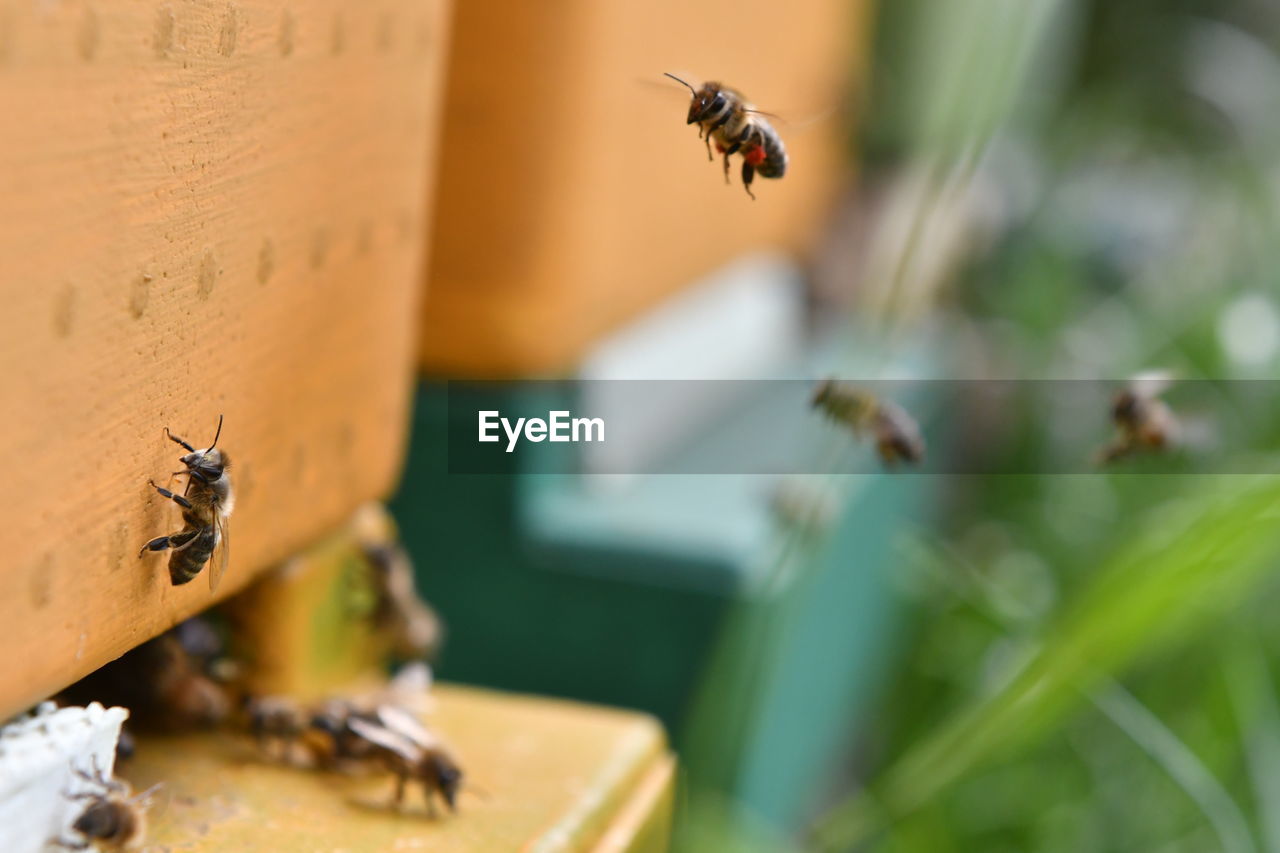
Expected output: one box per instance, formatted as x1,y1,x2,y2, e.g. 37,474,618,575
812,380,926,468
664,73,788,200
1097,371,1180,465
347,709,463,817
139,415,234,593
303,699,385,769
56,762,160,852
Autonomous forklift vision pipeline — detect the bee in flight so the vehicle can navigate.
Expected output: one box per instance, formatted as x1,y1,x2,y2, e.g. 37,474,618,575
1097,371,1180,465
664,73,788,200
812,380,926,468
139,415,233,593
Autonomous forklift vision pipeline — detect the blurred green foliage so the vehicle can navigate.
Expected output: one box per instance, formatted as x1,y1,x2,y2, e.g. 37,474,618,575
808,0,1280,850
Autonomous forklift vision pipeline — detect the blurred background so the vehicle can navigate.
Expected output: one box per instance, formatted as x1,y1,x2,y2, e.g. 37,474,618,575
8,0,1280,849
397,0,1280,850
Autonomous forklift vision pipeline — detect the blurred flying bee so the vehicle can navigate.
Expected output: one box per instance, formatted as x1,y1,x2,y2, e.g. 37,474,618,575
347,708,463,817
56,761,160,851
664,73,788,200
812,380,926,468
1097,371,1180,465
139,415,234,592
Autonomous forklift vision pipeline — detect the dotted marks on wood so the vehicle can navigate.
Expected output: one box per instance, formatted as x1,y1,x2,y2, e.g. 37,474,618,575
310,228,329,269
153,6,175,59
376,13,394,54
130,272,153,319
277,9,295,57
218,4,238,57
52,284,75,337
329,12,345,56
77,7,100,61
257,239,275,285
30,553,53,609
197,249,220,298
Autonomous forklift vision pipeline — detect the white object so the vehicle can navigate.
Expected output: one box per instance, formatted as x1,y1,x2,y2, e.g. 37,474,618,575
0,702,129,853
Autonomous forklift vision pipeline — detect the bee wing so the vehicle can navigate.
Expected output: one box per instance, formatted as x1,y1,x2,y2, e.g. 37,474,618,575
347,716,420,762
1127,369,1176,398
374,704,441,751
209,513,230,594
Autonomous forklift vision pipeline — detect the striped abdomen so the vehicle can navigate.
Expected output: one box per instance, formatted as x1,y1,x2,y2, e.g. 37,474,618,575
754,123,787,179
169,522,216,585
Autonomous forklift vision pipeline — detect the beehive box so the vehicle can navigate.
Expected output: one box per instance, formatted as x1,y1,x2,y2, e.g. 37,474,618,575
0,0,451,719
420,0,871,376
128,685,675,851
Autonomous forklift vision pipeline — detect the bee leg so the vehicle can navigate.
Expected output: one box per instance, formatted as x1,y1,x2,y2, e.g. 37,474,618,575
138,529,197,558
52,838,89,851
741,161,757,200
148,479,193,509
720,138,744,184
138,536,171,556
703,131,713,162
392,773,407,809
163,427,197,453
425,787,439,819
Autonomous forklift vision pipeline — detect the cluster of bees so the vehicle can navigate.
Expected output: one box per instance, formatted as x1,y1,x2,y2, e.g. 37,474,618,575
811,373,1183,470
52,414,451,849
243,690,462,816
54,638,458,850
54,683,460,850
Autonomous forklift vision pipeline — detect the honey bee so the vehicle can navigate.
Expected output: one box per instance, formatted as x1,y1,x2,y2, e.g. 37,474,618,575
138,415,233,592
361,541,444,661
1097,371,1180,464
56,761,160,851
664,73,788,200
303,699,386,769
812,380,926,468
347,707,463,816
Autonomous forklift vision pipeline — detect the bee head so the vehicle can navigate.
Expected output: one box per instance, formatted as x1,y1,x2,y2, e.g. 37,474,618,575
662,73,726,124
431,756,463,811
689,83,727,124
182,447,226,481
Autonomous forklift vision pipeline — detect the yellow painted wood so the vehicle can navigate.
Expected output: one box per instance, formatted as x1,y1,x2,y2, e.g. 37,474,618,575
590,754,676,853
225,502,437,700
125,684,674,851
421,0,872,375
0,0,452,720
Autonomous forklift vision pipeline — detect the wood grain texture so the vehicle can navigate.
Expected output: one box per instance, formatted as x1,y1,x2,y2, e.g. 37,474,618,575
421,0,871,375
124,684,674,851
0,0,451,719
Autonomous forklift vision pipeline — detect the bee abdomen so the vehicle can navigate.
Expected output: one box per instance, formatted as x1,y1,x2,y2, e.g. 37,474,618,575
168,528,215,585
756,126,787,178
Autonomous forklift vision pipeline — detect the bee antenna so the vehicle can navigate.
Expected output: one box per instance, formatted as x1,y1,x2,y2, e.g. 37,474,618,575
663,72,696,94
209,414,224,451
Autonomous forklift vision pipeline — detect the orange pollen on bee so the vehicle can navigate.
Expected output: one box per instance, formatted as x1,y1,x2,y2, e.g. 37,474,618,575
744,145,767,166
